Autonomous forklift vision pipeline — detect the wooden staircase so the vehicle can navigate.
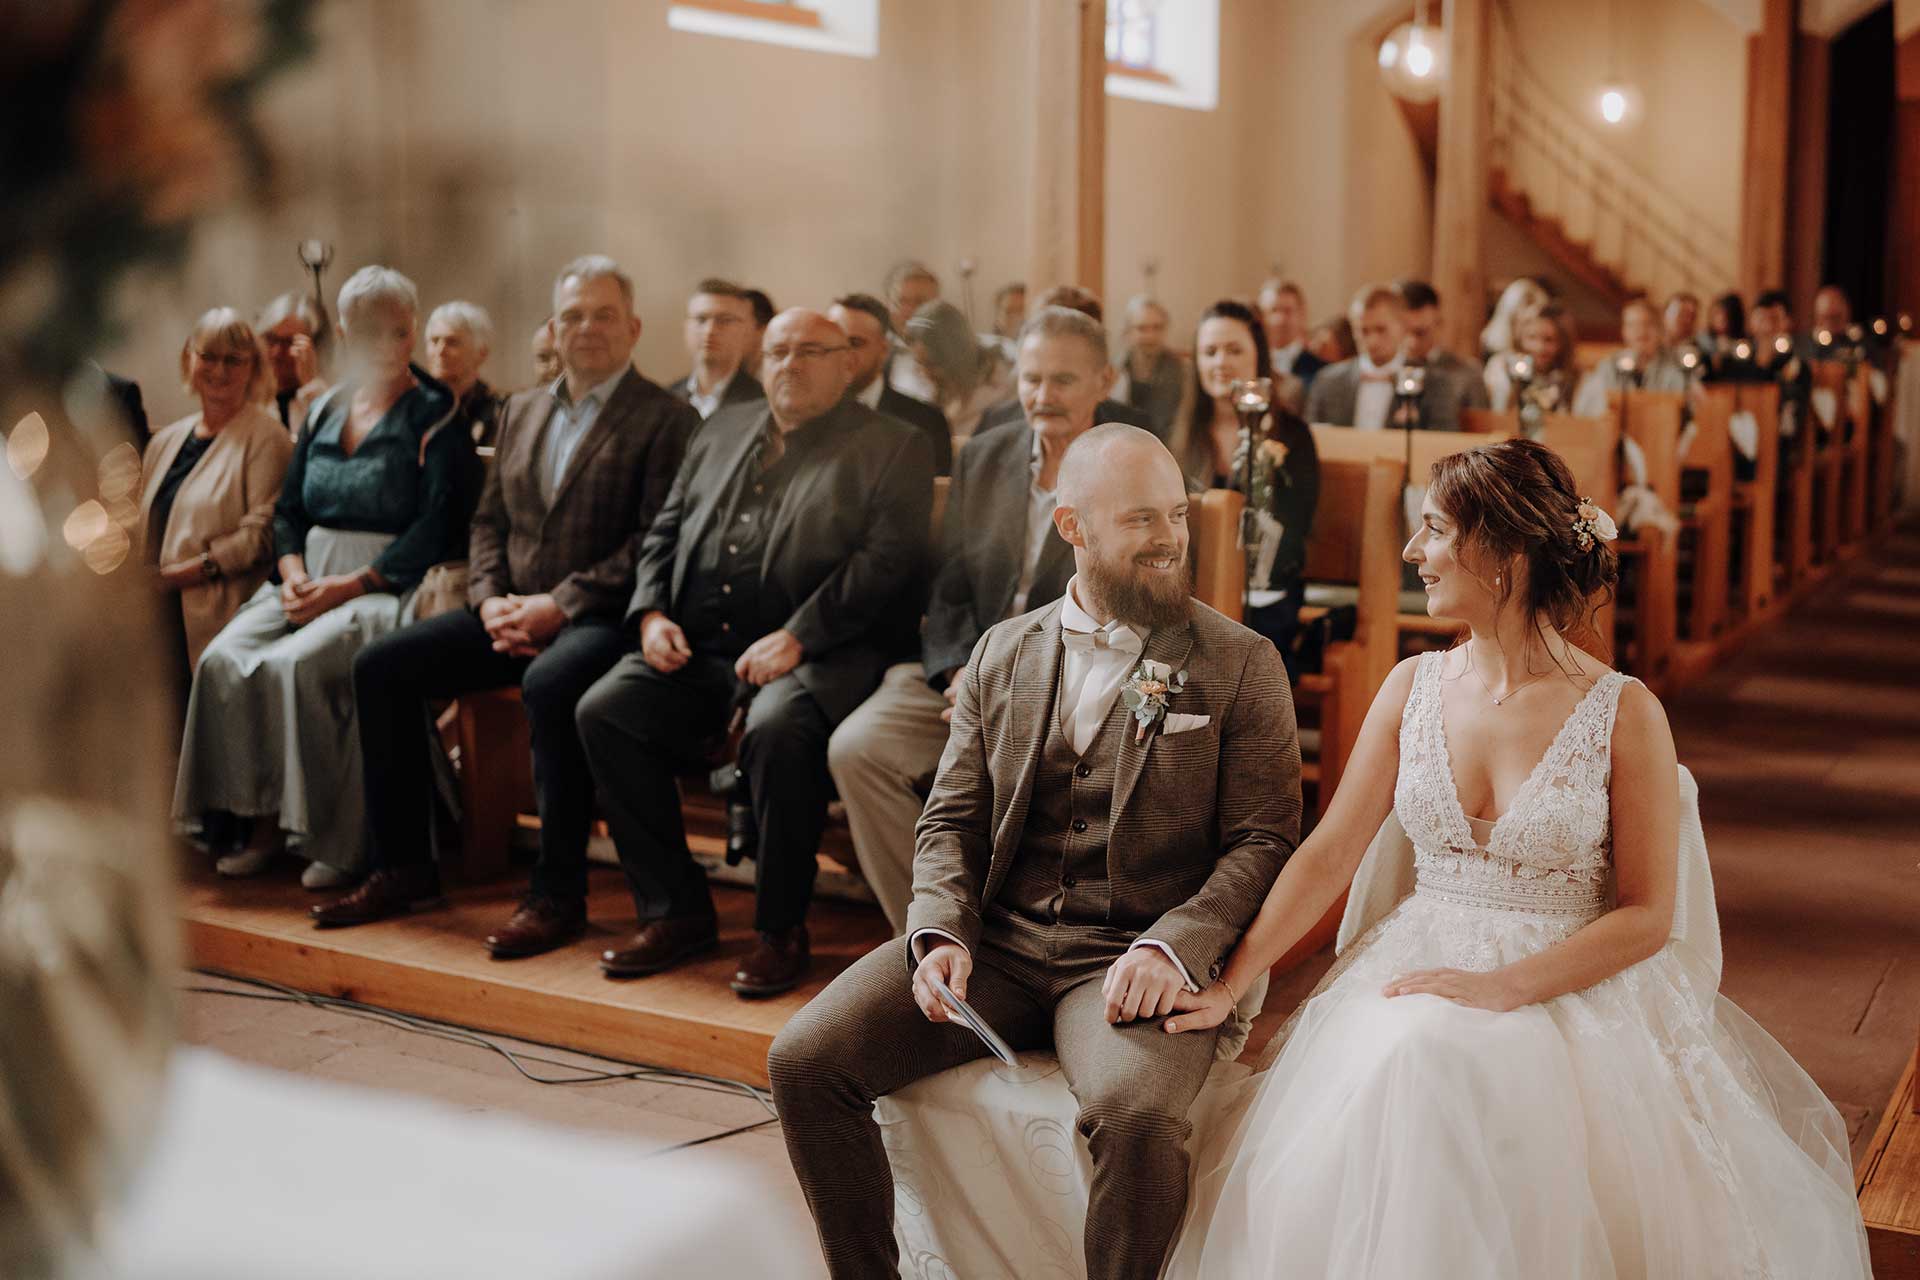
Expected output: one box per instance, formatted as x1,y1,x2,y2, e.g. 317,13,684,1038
1488,164,1634,310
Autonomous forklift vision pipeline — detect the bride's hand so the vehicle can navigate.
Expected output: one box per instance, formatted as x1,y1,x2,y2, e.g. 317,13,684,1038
1382,967,1526,1012
1163,981,1237,1034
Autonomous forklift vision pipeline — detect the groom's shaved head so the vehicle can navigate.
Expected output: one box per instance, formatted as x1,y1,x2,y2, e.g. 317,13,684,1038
1057,423,1184,516
1055,424,1192,629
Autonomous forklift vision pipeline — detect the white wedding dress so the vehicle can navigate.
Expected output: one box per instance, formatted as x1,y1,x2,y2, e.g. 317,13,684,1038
1164,651,1871,1278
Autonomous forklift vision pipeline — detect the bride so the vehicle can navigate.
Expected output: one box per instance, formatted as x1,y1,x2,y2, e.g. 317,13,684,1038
1159,439,1870,1277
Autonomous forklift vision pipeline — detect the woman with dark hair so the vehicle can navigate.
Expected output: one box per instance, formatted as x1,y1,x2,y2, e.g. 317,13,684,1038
1170,300,1319,677
1164,438,1869,1278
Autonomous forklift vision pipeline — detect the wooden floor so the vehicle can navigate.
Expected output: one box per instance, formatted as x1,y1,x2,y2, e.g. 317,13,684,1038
1861,1047,1920,1277
182,859,891,1090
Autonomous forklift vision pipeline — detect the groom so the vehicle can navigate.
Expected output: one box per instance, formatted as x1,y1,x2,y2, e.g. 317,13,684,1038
769,424,1301,1279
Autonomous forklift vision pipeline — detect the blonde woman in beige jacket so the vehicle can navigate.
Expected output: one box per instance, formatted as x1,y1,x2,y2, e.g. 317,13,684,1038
138,308,293,686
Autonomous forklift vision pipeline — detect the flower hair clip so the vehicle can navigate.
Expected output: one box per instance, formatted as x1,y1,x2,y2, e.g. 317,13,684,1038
1571,498,1619,552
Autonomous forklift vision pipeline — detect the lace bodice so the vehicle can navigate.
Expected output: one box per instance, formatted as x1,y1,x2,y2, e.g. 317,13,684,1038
1396,650,1633,919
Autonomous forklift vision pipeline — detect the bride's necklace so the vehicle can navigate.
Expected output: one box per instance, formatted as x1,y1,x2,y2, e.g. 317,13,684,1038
1466,643,1549,707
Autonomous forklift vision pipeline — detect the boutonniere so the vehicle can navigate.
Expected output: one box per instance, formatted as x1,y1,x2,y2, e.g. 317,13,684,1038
1121,658,1188,742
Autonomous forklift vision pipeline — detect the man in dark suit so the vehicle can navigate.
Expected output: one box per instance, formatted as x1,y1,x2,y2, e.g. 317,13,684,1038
829,293,953,475
973,284,1152,434
827,305,1112,930
1258,277,1327,389
1305,283,1468,431
1398,278,1491,416
666,277,766,420
312,256,696,957
577,309,936,998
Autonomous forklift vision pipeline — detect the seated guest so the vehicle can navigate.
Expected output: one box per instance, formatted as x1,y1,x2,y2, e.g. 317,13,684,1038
176,265,465,891
1664,291,1703,352
1306,314,1356,367
1488,301,1581,431
884,259,943,404
905,300,1015,439
975,285,1152,434
1110,295,1189,441
1711,291,1812,453
1707,291,1746,344
1573,297,1689,415
578,308,934,996
425,300,504,446
742,287,775,381
829,305,1112,931
829,292,953,474
1478,276,1550,362
138,308,293,703
530,318,562,386
1811,283,1852,355
770,424,1299,1280
1306,284,1465,430
256,291,330,435
1257,278,1326,405
311,255,694,949
1397,278,1492,415
669,278,766,419
992,280,1027,343
1172,300,1319,677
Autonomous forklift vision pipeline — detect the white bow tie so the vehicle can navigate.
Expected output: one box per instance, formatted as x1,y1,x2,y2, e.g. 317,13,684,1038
1062,625,1143,656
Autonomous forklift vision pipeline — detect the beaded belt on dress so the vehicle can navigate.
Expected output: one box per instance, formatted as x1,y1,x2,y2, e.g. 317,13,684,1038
1414,858,1609,921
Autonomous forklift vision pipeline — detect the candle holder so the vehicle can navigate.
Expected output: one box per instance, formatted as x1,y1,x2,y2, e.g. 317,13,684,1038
1614,350,1643,389
1229,376,1273,619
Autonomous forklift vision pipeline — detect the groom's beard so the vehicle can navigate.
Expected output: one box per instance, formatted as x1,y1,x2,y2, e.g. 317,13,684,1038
1081,533,1193,632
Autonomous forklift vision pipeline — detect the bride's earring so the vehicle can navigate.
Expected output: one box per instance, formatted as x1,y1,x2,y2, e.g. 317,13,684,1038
1494,574,1502,586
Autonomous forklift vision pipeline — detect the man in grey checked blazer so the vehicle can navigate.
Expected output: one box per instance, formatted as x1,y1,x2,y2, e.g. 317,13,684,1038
770,425,1302,1279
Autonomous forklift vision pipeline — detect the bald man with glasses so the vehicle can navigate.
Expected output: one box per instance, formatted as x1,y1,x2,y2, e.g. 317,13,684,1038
577,309,936,998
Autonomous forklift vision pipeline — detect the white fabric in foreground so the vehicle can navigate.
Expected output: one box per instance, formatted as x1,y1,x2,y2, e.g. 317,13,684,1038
98,1048,791,1280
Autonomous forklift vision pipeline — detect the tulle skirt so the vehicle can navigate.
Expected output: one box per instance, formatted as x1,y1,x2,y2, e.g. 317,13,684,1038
1163,892,1872,1279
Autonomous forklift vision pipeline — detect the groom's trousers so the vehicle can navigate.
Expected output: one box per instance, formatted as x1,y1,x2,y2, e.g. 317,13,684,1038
768,922,1222,1280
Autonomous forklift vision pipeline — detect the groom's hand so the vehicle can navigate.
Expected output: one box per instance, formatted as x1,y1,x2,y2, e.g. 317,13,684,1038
1102,948,1187,1024
911,942,973,1024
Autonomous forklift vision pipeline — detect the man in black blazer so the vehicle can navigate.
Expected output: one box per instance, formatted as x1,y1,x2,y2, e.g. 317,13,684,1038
666,277,767,420
830,293,953,474
826,305,1113,930
578,309,935,997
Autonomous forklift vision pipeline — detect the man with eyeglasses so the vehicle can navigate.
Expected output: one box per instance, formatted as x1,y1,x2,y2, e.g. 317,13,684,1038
828,293,952,475
668,277,766,420
578,308,935,998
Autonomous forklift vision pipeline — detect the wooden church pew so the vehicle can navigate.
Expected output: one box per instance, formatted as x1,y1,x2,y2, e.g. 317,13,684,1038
1613,392,1683,684
1710,384,1782,624
1842,363,1874,548
1809,361,1850,566
1869,360,1900,536
1777,380,1818,594
1676,397,1735,646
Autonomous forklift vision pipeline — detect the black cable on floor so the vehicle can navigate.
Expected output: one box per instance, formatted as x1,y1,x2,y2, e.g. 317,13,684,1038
182,975,782,1155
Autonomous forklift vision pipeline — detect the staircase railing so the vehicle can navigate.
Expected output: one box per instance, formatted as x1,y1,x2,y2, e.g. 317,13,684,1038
1488,4,1740,303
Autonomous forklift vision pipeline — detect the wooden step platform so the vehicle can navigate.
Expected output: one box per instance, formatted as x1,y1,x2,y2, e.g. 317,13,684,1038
182,861,892,1090
1859,1045,1920,1278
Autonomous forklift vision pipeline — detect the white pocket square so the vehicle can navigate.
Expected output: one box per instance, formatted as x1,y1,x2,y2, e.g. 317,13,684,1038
1161,712,1212,736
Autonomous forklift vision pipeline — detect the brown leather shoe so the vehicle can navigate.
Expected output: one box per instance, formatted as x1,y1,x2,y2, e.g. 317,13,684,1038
730,925,810,999
600,915,718,978
310,866,445,928
485,898,587,959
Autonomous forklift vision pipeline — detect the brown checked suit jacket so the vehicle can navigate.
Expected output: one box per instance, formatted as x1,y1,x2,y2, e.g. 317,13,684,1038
905,597,1303,986
467,367,696,619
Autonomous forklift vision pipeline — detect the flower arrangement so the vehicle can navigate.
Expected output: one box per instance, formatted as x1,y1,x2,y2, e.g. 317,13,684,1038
1121,659,1188,742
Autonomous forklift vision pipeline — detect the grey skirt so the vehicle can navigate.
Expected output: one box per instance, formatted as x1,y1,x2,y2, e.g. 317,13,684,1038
171,528,417,872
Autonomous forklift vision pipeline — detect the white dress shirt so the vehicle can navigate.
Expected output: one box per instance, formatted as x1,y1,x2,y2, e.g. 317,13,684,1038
540,368,627,503
686,366,737,420
909,577,1198,991
855,373,885,411
1352,353,1403,431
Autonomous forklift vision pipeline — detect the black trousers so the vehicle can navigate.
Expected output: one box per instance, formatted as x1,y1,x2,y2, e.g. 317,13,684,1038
576,652,833,933
352,608,629,903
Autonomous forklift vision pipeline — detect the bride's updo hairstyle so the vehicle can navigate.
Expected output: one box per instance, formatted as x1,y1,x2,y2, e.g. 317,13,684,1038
1426,438,1618,645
